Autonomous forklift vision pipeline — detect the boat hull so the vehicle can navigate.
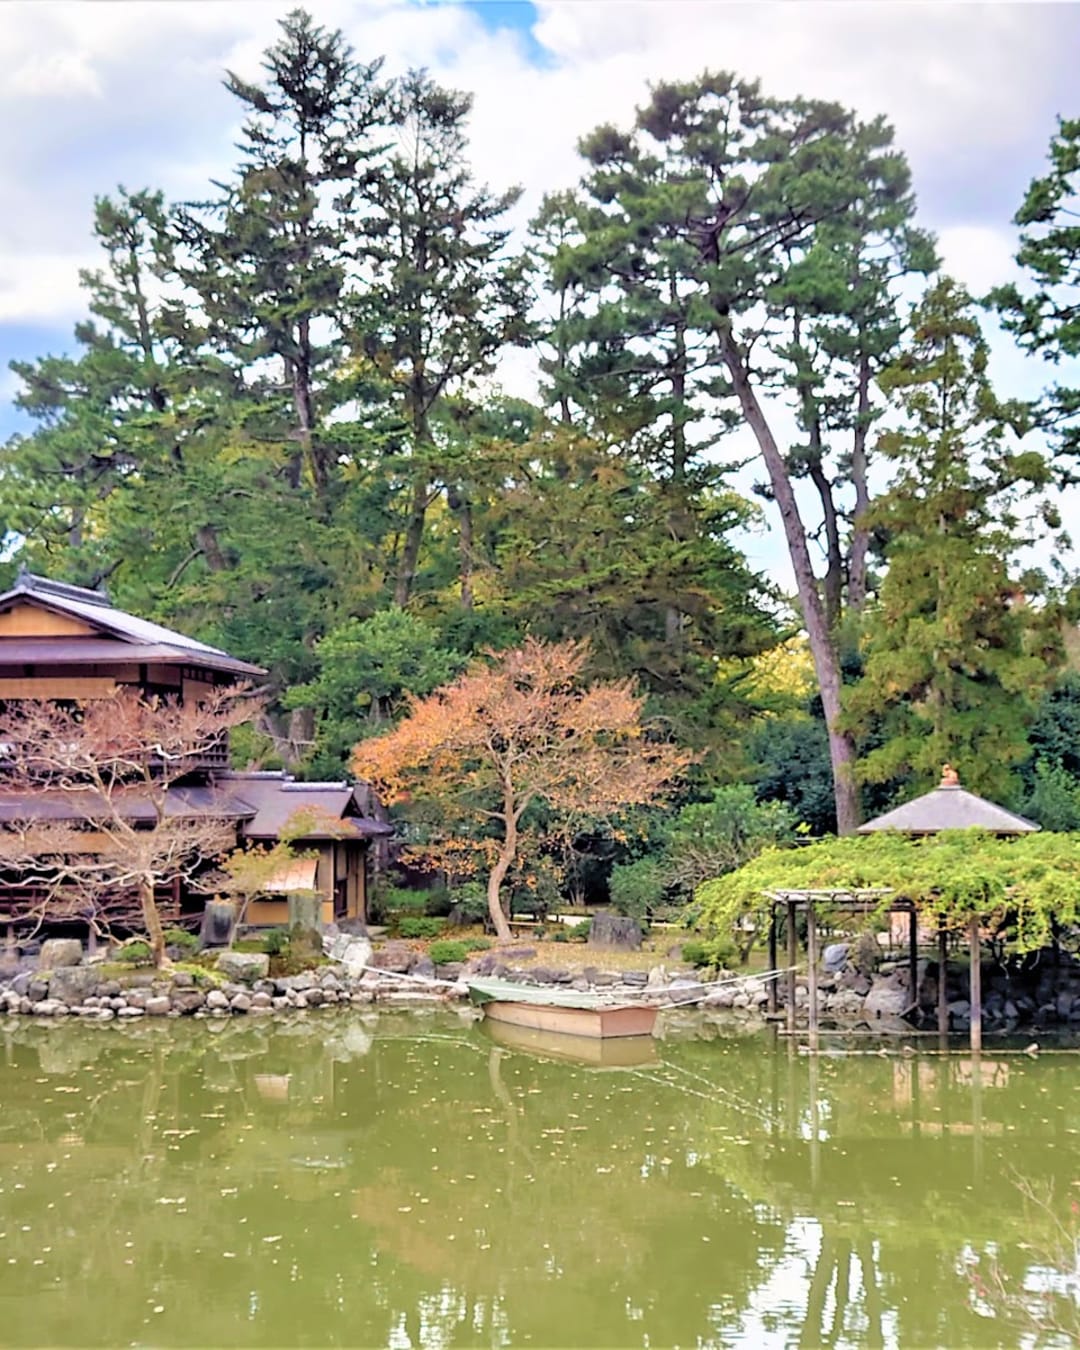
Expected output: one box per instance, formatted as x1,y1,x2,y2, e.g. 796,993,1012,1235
481,998,657,1040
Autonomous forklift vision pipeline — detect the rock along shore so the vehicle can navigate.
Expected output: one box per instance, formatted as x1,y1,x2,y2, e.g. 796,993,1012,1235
0,932,713,1023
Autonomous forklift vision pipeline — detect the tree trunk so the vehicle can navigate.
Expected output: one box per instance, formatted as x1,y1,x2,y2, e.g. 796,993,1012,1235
196,524,228,573
292,318,327,501
716,323,861,834
393,474,430,608
140,878,166,968
446,485,474,611
487,798,517,943
848,353,873,614
808,457,843,635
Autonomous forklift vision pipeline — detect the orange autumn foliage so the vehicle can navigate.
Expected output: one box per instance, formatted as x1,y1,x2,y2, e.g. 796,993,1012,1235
352,638,691,941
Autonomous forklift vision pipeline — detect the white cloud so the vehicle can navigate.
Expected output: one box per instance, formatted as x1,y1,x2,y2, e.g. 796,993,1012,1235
0,0,1070,337
0,251,99,324
8,49,102,99
937,224,1020,298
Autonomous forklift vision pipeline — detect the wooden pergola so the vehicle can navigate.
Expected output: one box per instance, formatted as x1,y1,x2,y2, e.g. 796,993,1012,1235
763,767,1040,1052
765,888,897,1051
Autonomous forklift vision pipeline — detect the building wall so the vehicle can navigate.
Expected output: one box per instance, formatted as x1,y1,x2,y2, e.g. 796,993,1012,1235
0,604,96,637
243,841,368,929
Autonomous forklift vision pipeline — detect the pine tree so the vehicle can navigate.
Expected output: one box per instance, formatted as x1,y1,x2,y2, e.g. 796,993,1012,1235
173,8,386,502
548,72,931,832
348,69,529,609
992,116,1080,459
2,189,181,582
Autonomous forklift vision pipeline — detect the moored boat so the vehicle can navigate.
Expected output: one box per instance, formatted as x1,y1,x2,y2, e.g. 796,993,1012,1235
467,977,659,1040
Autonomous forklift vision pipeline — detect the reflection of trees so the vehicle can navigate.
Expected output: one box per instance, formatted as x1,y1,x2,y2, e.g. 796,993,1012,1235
667,1035,1080,1347
1,1016,1078,1346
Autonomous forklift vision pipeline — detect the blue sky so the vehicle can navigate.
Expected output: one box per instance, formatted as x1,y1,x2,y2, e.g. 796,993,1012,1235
1,0,1076,579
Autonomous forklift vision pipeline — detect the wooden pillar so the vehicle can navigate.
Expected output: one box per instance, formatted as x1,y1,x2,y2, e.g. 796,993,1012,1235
807,901,820,1053
767,906,778,1015
968,916,982,1054
907,908,918,1016
786,899,798,1033
937,926,949,1039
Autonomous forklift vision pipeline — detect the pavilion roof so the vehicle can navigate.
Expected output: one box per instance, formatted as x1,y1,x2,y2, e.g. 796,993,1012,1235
857,766,1039,836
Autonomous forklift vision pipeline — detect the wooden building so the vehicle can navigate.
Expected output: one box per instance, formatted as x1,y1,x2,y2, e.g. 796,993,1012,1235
0,571,391,931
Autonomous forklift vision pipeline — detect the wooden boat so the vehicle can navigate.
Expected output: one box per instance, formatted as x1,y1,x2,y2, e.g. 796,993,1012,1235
467,977,659,1040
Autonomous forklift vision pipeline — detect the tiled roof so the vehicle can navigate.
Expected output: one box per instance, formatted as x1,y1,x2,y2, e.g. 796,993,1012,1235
0,774,393,840
218,771,393,839
0,571,264,677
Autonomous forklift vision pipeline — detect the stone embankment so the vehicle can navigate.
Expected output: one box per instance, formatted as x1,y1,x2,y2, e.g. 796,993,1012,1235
10,929,1077,1034
0,932,708,1022
704,939,1080,1035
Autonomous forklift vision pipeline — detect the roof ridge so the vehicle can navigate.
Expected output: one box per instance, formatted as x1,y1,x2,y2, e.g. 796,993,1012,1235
17,569,113,608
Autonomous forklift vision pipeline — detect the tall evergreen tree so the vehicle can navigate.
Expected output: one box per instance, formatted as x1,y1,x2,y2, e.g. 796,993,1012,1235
846,278,1063,798
173,8,386,503
2,189,178,582
549,73,931,832
993,116,1080,460
349,69,529,609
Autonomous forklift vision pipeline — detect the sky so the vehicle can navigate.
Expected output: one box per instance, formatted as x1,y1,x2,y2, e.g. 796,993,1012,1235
0,0,1076,583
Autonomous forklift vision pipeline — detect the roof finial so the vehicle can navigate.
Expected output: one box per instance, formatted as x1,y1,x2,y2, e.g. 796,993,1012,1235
940,763,960,787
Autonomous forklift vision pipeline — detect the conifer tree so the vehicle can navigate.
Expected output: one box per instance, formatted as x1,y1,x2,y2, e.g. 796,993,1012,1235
993,116,1080,459
549,73,932,831
2,189,179,582
846,278,1063,798
349,69,529,608
173,8,386,503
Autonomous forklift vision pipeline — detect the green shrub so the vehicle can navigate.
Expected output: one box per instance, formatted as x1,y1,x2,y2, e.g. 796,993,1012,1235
428,939,469,966
261,928,290,957
681,936,737,970
163,927,199,953
552,929,569,943
462,936,492,953
117,940,153,966
398,915,446,940
381,885,428,914
608,858,665,923
446,882,489,926
422,887,454,918
571,918,591,942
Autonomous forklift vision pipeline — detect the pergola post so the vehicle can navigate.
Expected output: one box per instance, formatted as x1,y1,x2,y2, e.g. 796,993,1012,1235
786,898,798,1034
907,908,918,1015
937,925,949,1039
968,916,982,1054
806,901,820,1052
767,906,778,1015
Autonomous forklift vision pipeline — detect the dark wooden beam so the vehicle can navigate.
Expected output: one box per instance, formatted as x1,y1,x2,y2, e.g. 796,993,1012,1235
908,908,918,1018
807,901,819,1053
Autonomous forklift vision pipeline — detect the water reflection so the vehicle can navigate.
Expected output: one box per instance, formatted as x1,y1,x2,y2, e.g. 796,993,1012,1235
0,1014,1076,1347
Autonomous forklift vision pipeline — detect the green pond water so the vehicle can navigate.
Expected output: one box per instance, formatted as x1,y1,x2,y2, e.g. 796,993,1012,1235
1,1011,1078,1349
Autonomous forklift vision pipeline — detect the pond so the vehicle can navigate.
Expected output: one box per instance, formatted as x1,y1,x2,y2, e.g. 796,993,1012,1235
0,1011,1077,1348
